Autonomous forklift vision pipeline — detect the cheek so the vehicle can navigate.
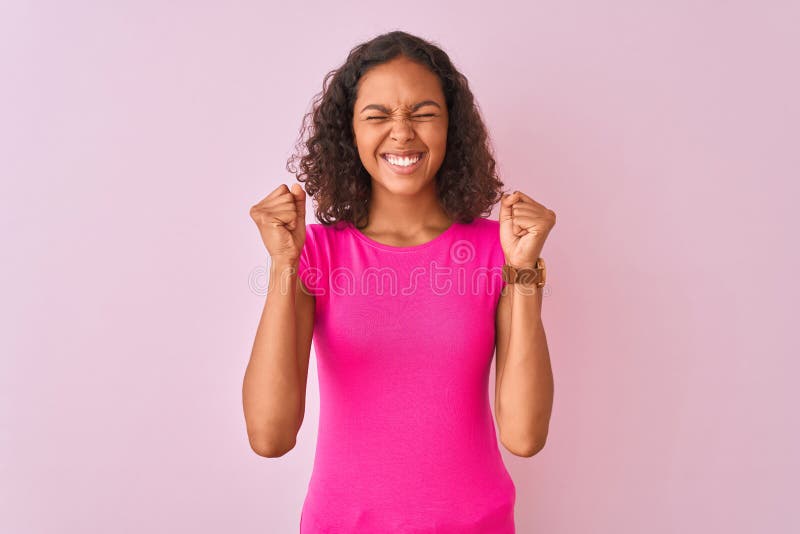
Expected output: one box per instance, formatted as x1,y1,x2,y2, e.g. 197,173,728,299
427,123,448,147
428,132,448,157
353,129,376,160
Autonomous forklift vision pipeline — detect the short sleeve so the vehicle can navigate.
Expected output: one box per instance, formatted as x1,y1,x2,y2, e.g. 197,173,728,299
297,223,324,296
490,223,509,291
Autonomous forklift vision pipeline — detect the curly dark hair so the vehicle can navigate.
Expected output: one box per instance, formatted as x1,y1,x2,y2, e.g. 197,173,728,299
286,30,506,229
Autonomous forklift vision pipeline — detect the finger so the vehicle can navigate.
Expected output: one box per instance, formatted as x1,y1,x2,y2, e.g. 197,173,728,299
512,213,551,225
251,200,291,220
510,216,550,236
260,195,295,210
253,188,293,210
511,205,544,216
499,190,523,219
266,183,291,200
267,208,297,227
512,190,545,210
512,210,551,225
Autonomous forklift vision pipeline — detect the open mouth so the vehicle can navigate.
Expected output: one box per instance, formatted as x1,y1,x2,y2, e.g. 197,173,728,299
380,152,426,174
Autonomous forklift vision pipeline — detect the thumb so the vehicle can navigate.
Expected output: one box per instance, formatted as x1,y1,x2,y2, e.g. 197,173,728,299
291,182,307,220
288,182,307,238
499,191,518,232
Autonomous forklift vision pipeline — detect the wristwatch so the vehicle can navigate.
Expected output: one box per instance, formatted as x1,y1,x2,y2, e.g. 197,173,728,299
502,257,546,288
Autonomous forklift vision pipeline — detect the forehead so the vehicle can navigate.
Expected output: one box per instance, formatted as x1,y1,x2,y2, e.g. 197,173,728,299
354,57,444,106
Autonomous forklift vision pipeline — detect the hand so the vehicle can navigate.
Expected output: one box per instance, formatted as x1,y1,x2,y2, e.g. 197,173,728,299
249,183,307,261
498,190,556,267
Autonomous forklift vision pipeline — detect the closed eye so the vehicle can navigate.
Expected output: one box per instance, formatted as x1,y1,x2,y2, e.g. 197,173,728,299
366,114,437,120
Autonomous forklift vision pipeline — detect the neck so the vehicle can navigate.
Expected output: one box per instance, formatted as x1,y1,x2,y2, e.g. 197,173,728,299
363,181,452,232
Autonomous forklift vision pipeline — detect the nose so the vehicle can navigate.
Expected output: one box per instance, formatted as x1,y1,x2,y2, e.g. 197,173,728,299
390,117,415,143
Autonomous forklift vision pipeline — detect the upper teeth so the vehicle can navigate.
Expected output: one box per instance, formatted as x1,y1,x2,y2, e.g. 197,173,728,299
385,153,422,166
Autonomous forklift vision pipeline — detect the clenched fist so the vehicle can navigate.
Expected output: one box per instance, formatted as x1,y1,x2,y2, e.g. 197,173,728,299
249,183,307,261
499,190,556,268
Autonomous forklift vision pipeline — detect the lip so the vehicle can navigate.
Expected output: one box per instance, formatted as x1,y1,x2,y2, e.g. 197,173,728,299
380,151,426,175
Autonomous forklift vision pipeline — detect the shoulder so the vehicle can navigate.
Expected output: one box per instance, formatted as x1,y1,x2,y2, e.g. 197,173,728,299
464,216,498,230
472,216,499,231
298,223,337,293
306,222,325,235
462,216,501,243
305,221,348,243
306,220,349,232
467,217,505,264
302,222,352,259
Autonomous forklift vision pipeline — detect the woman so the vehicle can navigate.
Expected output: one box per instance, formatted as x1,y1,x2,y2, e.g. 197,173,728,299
243,30,556,533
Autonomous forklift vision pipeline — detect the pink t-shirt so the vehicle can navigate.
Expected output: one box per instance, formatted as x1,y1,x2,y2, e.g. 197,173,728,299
296,216,515,533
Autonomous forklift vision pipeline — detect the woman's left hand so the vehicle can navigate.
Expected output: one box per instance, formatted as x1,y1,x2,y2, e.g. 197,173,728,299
499,190,557,267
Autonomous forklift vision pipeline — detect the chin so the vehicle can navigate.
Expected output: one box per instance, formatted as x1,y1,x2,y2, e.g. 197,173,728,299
382,179,422,194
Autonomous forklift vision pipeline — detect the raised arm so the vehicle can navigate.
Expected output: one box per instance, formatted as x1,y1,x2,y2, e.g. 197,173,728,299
242,183,315,457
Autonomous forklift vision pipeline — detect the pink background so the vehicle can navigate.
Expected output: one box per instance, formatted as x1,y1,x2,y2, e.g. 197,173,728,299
2,1,797,532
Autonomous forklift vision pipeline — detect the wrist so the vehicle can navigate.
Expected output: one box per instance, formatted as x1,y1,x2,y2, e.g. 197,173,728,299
506,260,538,270
270,255,299,271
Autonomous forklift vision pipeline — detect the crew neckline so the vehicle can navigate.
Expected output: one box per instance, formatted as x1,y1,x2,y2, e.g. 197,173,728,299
346,219,459,252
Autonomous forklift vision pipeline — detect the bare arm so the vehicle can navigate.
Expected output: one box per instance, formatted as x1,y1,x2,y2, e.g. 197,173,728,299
494,282,554,458
243,260,315,457
242,183,314,458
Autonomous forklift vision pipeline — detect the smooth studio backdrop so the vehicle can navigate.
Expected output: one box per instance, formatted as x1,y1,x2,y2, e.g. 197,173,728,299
1,1,797,533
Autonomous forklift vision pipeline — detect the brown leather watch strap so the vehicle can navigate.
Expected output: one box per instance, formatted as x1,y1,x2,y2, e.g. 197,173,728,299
502,258,546,288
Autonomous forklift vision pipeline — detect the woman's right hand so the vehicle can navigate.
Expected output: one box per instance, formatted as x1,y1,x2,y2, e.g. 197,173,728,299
249,183,307,262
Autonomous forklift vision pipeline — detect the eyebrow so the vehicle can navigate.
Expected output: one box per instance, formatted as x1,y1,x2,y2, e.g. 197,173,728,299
359,100,442,114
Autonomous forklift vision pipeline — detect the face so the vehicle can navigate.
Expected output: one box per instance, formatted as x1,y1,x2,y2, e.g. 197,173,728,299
352,56,449,195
